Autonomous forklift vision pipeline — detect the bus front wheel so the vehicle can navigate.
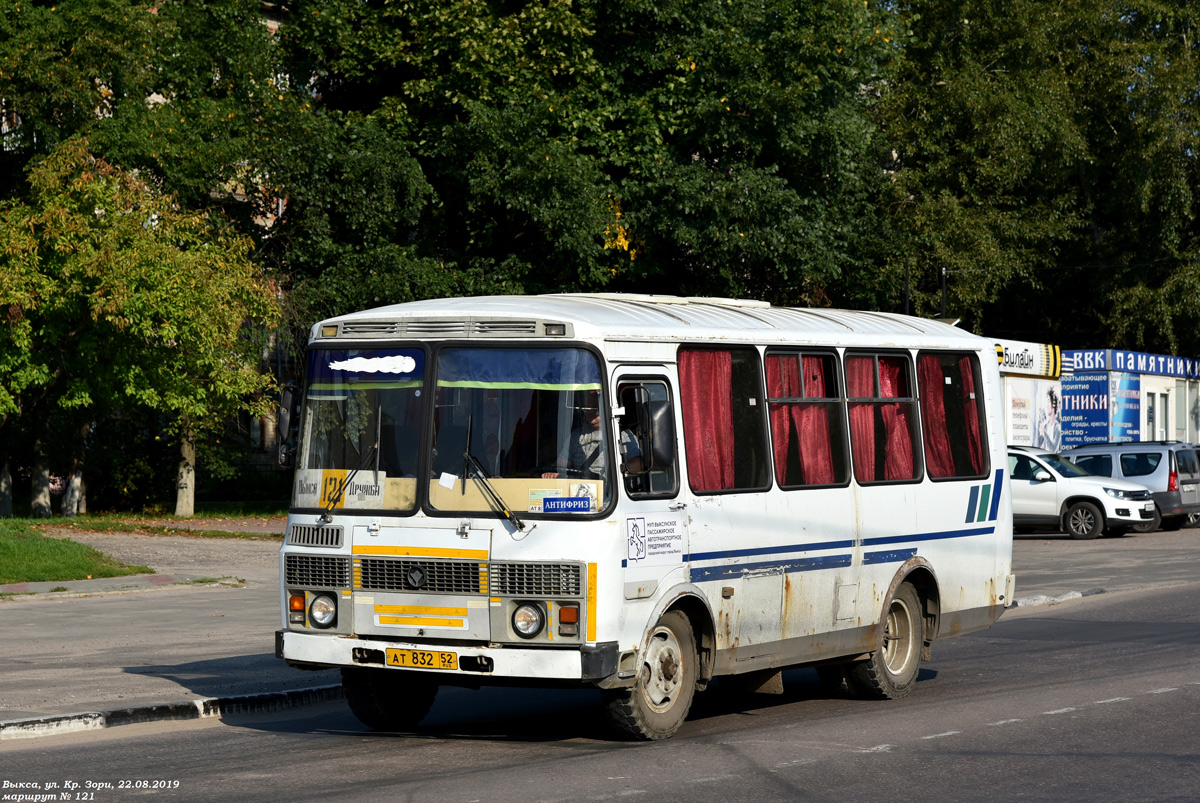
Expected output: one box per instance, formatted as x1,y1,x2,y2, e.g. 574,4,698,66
604,610,698,740
847,582,924,700
341,667,438,731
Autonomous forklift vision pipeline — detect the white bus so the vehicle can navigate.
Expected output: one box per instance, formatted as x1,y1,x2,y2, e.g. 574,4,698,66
275,294,1015,740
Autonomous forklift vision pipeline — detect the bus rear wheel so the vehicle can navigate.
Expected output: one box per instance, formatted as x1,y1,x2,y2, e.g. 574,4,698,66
604,610,698,740
341,667,438,731
847,582,924,700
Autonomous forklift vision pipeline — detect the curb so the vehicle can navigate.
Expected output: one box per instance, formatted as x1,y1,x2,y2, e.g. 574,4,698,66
1011,587,1107,608
0,684,344,742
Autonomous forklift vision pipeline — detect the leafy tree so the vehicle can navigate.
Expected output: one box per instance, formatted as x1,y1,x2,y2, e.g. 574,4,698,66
873,0,1200,350
0,139,280,516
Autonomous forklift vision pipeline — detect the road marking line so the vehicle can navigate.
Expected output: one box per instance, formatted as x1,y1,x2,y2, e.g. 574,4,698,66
1044,707,1077,715
861,744,894,753
987,718,1023,726
922,731,960,739
1095,697,1130,704
1147,688,1178,694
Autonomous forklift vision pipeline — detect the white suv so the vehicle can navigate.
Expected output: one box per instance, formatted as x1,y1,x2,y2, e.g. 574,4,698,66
1008,446,1155,539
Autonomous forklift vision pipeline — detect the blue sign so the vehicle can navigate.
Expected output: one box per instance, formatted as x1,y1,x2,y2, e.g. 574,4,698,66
1060,373,1109,447
1063,349,1200,379
1109,372,1140,442
543,497,592,513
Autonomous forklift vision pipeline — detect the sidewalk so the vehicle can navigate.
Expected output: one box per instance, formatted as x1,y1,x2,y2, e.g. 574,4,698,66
0,521,342,740
2,523,1198,740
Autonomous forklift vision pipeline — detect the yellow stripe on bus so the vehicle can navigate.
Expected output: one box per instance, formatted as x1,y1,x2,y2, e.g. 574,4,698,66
351,545,489,559
374,604,468,616
378,616,466,627
587,562,597,642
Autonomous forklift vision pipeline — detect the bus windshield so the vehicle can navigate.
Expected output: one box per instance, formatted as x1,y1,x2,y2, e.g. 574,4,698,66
293,347,426,512
429,347,612,515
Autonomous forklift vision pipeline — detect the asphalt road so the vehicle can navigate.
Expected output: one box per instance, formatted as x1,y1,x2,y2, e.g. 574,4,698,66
3,581,1197,802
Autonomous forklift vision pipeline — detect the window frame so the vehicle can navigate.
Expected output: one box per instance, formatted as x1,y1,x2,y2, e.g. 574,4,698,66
763,348,852,490
844,350,924,486
915,350,990,482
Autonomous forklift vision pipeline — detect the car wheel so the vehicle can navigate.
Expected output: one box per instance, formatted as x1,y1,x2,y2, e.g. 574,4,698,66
1065,501,1104,539
604,610,698,740
1131,506,1161,533
1188,513,1200,529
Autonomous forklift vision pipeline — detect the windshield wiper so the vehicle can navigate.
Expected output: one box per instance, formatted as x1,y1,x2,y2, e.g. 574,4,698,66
320,419,380,523
460,415,526,531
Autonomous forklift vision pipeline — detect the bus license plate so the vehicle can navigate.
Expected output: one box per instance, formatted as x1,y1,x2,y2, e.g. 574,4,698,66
385,648,458,670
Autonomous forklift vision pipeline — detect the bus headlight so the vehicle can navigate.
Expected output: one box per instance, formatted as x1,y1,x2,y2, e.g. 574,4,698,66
309,594,337,628
512,603,545,639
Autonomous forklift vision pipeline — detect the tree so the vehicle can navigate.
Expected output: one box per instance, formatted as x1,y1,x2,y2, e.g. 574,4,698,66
872,0,1200,349
0,138,280,516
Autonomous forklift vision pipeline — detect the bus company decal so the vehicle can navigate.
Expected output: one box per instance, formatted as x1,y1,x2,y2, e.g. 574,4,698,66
626,513,685,566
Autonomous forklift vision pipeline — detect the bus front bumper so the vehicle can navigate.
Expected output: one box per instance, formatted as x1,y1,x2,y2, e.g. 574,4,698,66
276,630,619,682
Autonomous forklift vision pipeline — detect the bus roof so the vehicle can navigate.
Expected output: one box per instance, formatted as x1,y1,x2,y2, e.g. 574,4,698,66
314,293,984,349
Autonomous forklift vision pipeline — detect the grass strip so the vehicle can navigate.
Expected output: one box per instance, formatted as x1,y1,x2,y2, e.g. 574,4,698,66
0,521,153,585
45,517,281,540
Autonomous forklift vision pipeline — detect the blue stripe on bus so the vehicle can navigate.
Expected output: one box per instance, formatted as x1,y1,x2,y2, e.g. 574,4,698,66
691,553,852,582
863,548,918,565
861,526,995,546
988,468,1005,521
965,485,980,523
686,539,855,562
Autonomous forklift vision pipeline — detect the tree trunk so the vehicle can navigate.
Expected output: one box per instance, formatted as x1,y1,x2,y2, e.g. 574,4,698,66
61,470,83,517
175,431,196,518
0,461,12,518
31,438,52,518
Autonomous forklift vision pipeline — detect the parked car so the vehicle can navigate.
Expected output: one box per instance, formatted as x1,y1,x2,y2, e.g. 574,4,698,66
1008,446,1155,539
1060,441,1200,532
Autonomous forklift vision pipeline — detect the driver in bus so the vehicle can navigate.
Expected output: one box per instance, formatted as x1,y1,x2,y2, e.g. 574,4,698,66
542,392,643,479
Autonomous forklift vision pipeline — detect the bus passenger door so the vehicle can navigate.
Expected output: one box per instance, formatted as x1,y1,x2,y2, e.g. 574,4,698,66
613,372,689,603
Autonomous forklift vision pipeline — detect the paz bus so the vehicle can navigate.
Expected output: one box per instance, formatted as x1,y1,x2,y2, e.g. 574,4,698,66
275,293,1015,740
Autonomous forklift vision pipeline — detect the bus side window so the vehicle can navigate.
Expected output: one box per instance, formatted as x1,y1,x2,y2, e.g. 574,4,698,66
618,380,678,497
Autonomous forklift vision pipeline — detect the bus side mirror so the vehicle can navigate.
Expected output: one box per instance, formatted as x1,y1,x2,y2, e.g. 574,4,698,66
277,383,299,468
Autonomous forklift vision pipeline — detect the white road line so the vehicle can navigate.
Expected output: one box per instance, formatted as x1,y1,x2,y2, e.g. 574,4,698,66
921,731,960,739
1095,697,1130,704
860,744,894,753
1147,688,1178,694
987,719,1024,726
1043,707,1077,715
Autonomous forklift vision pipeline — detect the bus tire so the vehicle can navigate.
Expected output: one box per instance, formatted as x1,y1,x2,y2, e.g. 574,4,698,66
1065,501,1104,539
341,667,437,731
604,610,697,740
847,583,924,700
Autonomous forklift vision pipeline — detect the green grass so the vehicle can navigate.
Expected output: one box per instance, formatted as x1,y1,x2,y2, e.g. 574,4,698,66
37,514,282,540
0,521,153,585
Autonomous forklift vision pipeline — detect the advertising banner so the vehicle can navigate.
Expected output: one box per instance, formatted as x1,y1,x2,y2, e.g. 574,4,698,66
1060,373,1109,447
1005,377,1062,450
1109,372,1141,442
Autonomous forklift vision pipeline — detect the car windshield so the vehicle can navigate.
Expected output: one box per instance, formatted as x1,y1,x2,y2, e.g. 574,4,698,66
428,347,611,515
1042,453,1090,478
293,347,426,512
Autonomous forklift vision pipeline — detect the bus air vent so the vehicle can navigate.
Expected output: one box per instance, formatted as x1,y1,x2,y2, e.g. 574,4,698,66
287,524,344,548
473,320,538,336
339,322,405,337
356,557,483,594
407,320,469,337
284,554,352,589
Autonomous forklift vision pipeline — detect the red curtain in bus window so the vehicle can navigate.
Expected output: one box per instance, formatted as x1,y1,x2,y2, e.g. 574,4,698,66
846,356,876,482
766,355,799,485
879,357,915,480
959,355,984,474
798,355,836,484
679,350,736,491
919,355,956,478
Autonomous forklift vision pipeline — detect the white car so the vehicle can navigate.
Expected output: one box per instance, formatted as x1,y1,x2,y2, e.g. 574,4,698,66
1008,446,1155,539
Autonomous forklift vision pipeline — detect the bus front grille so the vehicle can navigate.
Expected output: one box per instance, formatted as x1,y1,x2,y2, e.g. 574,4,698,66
356,558,484,594
489,563,582,597
286,524,343,548
285,554,352,589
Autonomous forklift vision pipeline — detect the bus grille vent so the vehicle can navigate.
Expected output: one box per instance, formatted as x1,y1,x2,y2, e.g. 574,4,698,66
357,558,482,594
286,524,343,548
490,563,583,596
406,320,469,337
340,322,404,337
473,320,538,335
285,554,351,589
